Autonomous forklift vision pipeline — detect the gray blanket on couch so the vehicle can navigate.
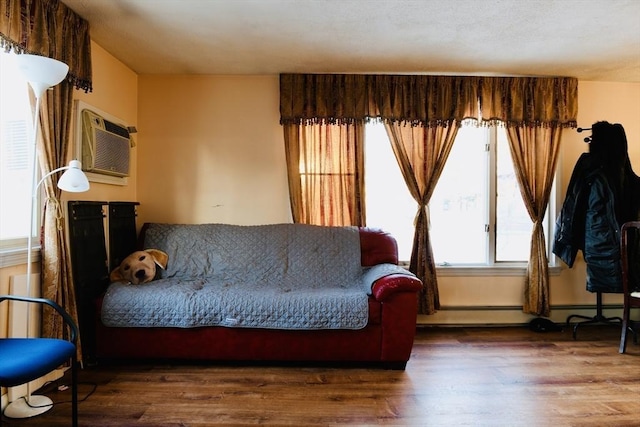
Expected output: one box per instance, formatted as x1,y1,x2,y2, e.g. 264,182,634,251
102,223,410,330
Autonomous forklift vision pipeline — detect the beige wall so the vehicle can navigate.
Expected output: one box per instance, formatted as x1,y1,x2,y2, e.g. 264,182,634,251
69,42,139,203
137,75,291,225
552,81,640,306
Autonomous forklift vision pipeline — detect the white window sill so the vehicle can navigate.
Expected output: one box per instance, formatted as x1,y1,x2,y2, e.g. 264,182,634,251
398,261,561,277
0,247,41,269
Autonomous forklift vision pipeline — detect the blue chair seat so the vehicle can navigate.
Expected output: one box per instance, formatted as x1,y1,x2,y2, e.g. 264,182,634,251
0,295,78,427
0,338,76,387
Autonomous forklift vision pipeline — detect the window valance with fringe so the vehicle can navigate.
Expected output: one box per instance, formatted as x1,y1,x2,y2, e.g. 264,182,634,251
280,74,578,128
0,0,92,92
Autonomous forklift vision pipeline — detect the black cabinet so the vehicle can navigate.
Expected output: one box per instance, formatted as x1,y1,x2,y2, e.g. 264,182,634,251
108,202,140,272
67,201,139,364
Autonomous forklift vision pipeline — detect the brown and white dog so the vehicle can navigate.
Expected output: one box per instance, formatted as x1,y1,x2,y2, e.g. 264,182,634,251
109,249,169,285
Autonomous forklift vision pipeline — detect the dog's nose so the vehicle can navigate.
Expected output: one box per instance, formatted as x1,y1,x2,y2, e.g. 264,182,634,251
135,270,146,279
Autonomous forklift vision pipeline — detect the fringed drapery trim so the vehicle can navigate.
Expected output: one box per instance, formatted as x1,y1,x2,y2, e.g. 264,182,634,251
282,116,462,128
281,117,576,131
1,34,21,51
482,118,578,129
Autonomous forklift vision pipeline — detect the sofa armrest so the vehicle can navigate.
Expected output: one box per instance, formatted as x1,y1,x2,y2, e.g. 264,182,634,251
371,274,423,302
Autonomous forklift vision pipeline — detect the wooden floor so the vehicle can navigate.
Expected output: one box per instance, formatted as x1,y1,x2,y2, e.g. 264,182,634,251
2,324,639,426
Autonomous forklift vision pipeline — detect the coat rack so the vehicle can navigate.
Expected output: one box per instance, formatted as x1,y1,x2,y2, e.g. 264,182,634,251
566,292,621,339
556,122,637,339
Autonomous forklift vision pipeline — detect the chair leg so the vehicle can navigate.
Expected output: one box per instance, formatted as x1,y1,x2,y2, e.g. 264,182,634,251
72,357,78,427
619,303,630,354
619,319,628,353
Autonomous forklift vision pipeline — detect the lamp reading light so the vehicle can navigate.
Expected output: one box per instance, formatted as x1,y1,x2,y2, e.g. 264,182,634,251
51,160,90,192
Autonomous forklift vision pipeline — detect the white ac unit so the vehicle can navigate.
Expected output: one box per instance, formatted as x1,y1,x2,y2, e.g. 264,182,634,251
81,109,130,177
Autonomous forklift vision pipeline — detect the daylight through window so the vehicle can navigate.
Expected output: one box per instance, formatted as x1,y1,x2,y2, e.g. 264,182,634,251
365,121,552,267
0,51,36,248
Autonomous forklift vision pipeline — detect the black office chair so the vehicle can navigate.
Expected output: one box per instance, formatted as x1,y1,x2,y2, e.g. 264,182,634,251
619,221,640,354
0,295,78,427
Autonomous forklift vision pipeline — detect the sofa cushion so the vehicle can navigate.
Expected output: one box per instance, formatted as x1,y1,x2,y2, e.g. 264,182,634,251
143,223,362,285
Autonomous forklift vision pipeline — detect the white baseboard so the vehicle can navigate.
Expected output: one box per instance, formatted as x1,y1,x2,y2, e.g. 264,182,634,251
417,304,637,326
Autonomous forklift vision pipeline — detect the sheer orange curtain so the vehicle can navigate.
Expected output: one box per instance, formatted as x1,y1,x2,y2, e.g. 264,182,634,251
384,122,459,314
283,122,365,226
1,0,92,351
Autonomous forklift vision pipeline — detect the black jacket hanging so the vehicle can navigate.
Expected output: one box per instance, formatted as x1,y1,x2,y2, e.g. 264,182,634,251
553,121,640,293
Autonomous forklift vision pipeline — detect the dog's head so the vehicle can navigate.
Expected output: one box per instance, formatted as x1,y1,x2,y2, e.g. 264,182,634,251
109,249,169,285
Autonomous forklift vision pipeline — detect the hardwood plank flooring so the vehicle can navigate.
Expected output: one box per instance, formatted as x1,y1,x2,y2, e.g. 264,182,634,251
2,324,639,426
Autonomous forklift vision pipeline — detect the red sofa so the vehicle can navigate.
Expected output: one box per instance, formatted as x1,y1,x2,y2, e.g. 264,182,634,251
94,224,422,369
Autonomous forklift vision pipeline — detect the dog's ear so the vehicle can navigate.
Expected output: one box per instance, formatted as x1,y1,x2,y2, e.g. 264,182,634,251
146,249,168,270
109,267,126,283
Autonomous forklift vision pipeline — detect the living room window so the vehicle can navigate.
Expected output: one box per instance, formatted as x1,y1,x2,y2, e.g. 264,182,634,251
0,51,38,266
365,121,555,272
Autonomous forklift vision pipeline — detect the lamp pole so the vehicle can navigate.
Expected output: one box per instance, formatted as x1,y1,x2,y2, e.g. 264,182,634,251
4,54,89,420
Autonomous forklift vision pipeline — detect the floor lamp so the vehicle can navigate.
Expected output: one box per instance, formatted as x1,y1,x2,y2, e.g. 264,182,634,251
3,54,90,419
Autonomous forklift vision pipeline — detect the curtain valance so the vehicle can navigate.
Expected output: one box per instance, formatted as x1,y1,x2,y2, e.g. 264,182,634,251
0,0,92,92
279,74,373,125
280,74,578,128
478,76,578,128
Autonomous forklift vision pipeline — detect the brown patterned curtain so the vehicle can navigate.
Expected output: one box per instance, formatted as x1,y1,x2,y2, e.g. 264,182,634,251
505,126,563,317
1,0,92,353
479,77,577,316
384,122,459,314
38,81,81,350
280,74,577,315
283,122,365,226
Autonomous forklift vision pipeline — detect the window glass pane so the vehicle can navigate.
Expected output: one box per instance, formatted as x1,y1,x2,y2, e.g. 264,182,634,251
365,122,553,268
0,52,34,242
430,125,489,264
495,129,531,261
364,123,416,261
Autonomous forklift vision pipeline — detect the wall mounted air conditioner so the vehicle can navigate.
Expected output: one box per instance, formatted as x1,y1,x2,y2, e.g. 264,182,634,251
81,108,130,177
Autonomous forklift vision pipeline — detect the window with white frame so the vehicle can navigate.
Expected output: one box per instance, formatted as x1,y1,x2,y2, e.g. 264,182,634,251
365,121,554,268
0,51,37,261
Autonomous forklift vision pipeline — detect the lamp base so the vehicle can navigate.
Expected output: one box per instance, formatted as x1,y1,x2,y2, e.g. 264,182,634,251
3,394,53,419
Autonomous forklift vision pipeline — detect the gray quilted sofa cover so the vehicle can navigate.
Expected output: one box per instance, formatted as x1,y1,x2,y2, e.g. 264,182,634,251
102,223,411,330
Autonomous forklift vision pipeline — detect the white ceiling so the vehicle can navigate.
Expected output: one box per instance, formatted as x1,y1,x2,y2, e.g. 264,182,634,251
62,0,640,82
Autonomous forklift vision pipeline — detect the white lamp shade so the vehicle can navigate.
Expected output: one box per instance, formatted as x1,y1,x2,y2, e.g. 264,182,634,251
14,54,69,98
57,160,90,192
